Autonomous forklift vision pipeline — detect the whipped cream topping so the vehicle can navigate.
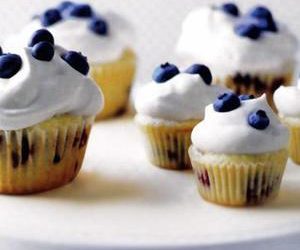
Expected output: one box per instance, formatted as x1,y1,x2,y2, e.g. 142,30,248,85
4,11,133,64
191,95,289,154
0,47,103,130
176,6,298,77
274,83,300,118
134,73,227,122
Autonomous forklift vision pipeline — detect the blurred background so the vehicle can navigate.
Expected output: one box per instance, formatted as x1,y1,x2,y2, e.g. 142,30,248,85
0,0,299,82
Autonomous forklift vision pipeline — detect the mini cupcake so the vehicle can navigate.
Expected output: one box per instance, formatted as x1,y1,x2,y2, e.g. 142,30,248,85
189,93,289,206
274,82,300,164
176,3,298,109
134,63,226,170
0,29,103,194
4,1,135,119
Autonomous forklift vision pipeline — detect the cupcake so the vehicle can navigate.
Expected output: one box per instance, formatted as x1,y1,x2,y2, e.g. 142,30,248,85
176,3,298,109
4,1,135,119
0,29,103,194
274,82,300,164
189,93,289,206
134,63,226,170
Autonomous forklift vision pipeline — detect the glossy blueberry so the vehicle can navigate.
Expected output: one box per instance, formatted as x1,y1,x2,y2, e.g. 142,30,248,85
0,54,22,79
152,63,179,83
58,1,74,12
185,64,212,85
234,23,261,39
41,8,62,27
248,110,270,130
89,17,109,36
0,47,2,55
248,6,272,20
247,6,277,32
61,51,89,75
28,29,54,47
220,3,239,17
213,92,241,112
69,4,93,18
239,94,255,101
31,42,55,61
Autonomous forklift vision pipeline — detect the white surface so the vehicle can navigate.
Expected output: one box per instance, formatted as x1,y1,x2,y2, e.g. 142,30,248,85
0,117,299,250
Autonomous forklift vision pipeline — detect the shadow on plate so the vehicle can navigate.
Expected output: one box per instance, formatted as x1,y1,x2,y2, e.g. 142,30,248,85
258,181,300,210
35,169,144,204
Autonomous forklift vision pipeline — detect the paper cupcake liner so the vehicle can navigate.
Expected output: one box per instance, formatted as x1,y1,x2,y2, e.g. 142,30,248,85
189,147,288,206
90,48,136,120
215,70,294,111
0,115,94,194
283,120,300,165
137,119,199,170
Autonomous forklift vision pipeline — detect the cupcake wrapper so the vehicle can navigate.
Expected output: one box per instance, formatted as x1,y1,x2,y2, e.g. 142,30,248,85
189,147,288,206
285,123,300,164
90,48,136,120
0,116,94,194
137,120,199,170
215,71,294,111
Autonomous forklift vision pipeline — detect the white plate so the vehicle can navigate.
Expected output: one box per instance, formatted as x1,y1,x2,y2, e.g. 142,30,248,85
0,116,300,250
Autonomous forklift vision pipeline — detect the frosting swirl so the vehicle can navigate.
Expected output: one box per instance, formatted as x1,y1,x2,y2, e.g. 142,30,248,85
191,95,289,154
134,73,227,122
274,83,300,118
176,6,298,77
0,46,103,130
4,8,133,64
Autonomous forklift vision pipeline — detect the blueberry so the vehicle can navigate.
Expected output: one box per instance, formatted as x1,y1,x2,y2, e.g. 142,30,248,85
41,8,62,27
57,1,74,12
220,3,240,17
89,17,109,36
234,23,261,39
31,42,55,61
247,6,277,32
0,54,22,79
61,51,89,75
213,92,241,112
0,47,2,55
28,29,54,47
239,94,255,101
248,6,272,20
69,4,93,18
185,64,212,85
152,63,179,83
248,110,270,130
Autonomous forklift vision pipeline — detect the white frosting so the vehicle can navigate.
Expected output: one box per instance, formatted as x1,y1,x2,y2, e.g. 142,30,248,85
274,83,300,118
191,95,289,154
176,6,298,77
0,47,103,130
4,11,133,64
134,73,227,122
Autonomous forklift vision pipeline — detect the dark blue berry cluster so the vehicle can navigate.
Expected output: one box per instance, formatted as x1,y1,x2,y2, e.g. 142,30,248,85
218,3,278,40
39,1,109,36
152,63,212,85
234,5,278,40
213,93,270,130
0,29,90,78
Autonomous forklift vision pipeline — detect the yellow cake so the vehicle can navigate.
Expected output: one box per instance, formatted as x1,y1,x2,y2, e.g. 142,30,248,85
0,29,103,194
134,63,226,170
189,93,289,206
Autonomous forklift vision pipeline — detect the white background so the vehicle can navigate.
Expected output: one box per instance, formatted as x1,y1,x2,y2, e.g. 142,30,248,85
0,0,299,82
